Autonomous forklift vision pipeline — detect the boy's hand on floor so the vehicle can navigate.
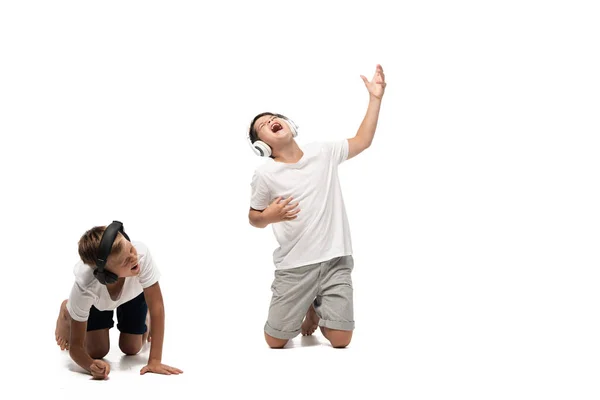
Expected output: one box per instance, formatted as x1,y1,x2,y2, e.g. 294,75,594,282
140,360,183,376
263,196,301,223
90,360,110,380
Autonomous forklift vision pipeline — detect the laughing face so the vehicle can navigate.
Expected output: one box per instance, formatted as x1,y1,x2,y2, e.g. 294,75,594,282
253,114,294,148
105,236,140,279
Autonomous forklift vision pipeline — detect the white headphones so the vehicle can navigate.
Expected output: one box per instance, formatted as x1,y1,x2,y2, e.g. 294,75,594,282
248,115,299,157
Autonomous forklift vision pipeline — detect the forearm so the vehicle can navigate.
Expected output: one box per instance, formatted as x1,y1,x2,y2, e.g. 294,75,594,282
69,345,95,374
249,210,270,228
354,96,382,147
148,304,165,363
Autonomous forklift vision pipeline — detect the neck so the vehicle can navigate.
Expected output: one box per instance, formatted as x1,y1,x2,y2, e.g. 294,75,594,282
106,277,125,287
273,141,303,163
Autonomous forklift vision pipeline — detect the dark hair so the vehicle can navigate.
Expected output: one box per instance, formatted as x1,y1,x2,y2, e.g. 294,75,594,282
249,112,272,143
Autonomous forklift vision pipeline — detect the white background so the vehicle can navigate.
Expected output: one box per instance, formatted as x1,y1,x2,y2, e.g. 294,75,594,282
1,0,599,398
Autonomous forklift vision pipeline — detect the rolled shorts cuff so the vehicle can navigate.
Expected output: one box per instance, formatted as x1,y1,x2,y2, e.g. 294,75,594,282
318,319,355,331
264,322,301,340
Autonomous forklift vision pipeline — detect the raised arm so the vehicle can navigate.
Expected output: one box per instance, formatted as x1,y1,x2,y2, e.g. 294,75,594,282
348,64,387,160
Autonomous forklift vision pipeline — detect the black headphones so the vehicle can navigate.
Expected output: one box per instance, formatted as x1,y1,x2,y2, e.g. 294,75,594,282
94,220,131,285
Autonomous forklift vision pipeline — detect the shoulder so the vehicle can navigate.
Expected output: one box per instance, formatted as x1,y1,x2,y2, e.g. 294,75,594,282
132,240,149,254
73,260,96,288
303,141,338,157
133,241,158,270
133,241,152,263
252,160,278,182
303,141,326,152
305,141,343,152
254,162,272,175
315,140,348,154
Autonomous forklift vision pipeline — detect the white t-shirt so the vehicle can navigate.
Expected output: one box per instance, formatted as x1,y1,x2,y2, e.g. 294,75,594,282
250,140,353,270
66,241,160,322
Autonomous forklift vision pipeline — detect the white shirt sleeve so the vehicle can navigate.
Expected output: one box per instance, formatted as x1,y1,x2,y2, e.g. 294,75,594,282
137,242,160,289
327,140,349,165
67,282,96,322
250,171,271,211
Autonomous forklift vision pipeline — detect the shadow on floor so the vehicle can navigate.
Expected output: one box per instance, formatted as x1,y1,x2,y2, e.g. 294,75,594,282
285,334,321,348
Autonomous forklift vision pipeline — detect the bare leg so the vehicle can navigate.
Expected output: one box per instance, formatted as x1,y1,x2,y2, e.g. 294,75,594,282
119,333,144,355
56,299,110,358
320,327,352,348
86,329,110,359
264,332,289,349
55,299,71,350
301,304,319,336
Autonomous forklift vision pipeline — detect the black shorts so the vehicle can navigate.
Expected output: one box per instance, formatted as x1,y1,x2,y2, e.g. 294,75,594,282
87,292,148,335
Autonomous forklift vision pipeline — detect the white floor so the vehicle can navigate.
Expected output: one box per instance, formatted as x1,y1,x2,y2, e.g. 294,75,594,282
0,242,592,400
40,325,399,399
11,304,595,400
5,239,597,400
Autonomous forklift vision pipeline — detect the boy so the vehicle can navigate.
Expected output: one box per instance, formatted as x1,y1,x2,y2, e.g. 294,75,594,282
247,64,386,348
55,221,182,379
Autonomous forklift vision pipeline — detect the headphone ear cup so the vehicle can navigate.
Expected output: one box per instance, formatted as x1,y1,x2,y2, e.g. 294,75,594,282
94,268,118,285
94,269,106,285
253,140,272,157
104,270,119,284
285,119,299,137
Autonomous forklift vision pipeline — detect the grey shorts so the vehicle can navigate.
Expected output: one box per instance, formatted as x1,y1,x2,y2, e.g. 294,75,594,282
264,255,355,340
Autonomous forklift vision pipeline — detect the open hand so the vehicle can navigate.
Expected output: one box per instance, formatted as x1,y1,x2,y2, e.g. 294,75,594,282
263,196,300,223
90,360,110,380
360,64,386,100
140,361,183,376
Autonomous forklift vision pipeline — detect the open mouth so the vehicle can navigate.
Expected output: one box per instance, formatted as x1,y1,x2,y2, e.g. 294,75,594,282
271,122,283,133
131,264,139,272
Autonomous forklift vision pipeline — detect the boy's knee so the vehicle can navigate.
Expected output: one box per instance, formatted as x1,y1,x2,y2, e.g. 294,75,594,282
324,328,352,348
331,336,352,348
264,332,288,349
87,344,109,359
119,341,142,355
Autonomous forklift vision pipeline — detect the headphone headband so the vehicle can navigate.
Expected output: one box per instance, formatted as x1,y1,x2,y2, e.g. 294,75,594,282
94,220,130,285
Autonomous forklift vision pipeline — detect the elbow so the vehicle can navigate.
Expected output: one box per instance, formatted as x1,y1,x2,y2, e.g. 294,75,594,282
249,219,265,229
248,215,258,228
248,212,266,228
354,136,372,151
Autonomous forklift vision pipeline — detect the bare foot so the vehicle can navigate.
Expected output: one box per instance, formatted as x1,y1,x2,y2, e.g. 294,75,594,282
301,304,319,336
55,299,71,351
